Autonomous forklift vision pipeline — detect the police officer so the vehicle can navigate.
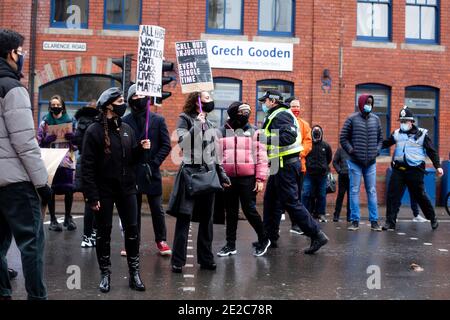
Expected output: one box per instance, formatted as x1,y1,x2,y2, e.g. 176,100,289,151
382,106,443,231
259,90,328,254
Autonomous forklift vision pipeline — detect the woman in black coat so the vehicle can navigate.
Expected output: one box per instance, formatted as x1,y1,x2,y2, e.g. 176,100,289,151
81,87,150,293
167,91,231,273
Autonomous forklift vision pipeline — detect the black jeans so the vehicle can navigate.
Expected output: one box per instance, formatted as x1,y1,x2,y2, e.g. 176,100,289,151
95,194,139,275
386,167,436,226
263,160,320,241
48,192,73,221
224,176,266,246
136,194,167,242
333,173,350,221
0,182,47,300
171,194,215,267
83,203,96,237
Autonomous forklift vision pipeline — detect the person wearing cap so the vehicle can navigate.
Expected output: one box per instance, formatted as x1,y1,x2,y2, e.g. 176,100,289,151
81,87,150,293
340,94,383,231
381,106,443,231
217,101,270,257
258,90,328,254
122,84,172,256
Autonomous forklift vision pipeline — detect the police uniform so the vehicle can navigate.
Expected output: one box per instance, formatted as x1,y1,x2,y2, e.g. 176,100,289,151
382,106,441,230
259,90,328,254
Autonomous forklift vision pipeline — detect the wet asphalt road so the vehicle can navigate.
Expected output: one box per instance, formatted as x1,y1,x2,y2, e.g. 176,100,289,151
5,207,450,300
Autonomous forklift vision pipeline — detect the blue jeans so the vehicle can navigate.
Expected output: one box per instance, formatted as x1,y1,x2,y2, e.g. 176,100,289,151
301,174,327,215
347,160,378,222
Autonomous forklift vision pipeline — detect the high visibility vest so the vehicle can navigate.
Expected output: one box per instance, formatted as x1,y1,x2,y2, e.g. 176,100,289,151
393,128,427,167
263,107,303,164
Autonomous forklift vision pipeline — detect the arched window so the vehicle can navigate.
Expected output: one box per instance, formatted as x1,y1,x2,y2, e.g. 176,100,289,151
210,77,242,127
38,74,121,121
256,79,294,127
355,84,391,155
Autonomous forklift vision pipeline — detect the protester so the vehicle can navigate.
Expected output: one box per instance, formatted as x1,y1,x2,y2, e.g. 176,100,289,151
81,87,149,293
73,100,100,248
37,95,76,232
167,91,231,273
0,28,51,300
332,146,351,222
340,94,383,231
123,84,172,256
217,101,269,257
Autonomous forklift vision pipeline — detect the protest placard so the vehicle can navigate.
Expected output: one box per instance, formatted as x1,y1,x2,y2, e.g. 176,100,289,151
47,123,73,144
175,40,214,94
136,25,165,97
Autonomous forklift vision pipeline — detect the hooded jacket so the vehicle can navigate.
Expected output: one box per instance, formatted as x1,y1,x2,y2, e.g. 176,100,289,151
0,58,48,187
305,125,332,176
339,94,383,167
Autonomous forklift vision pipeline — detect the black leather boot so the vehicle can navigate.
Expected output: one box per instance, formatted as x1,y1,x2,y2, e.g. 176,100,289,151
96,228,112,293
304,230,329,254
125,225,145,291
99,273,111,293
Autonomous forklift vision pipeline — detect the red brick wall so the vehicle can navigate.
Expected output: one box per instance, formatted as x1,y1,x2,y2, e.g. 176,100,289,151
1,0,448,205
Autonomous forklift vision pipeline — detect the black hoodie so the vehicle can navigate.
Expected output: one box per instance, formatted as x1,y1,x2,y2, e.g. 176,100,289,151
305,125,332,176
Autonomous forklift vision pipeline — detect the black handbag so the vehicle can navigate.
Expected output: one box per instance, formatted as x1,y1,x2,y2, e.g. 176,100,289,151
182,164,223,196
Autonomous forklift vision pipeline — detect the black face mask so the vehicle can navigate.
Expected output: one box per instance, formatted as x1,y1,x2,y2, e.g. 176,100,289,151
111,103,127,117
50,107,63,116
130,97,149,112
202,101,215,113
233,114,249,128
312,129,322,142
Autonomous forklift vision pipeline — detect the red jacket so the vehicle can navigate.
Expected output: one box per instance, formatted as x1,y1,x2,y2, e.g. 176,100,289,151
219,123,268,182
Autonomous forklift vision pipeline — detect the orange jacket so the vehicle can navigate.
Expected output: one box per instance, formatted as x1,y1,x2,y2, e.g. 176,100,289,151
297,117,312,173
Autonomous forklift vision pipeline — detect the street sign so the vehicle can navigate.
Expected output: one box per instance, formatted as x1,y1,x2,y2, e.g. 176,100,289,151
42,41,87,52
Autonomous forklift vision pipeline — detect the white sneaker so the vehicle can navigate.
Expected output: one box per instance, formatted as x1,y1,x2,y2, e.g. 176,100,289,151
81,235,93,248
281,214,286,221
412,215,428,222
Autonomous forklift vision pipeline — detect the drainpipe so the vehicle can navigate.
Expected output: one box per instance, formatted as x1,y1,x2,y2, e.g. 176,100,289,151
28,0,38,112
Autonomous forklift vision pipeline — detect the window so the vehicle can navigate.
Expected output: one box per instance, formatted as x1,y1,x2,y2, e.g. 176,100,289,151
255,80,293,127
207,0,243,34
210,78,242,127
38,75,121,121
356,84,391,155
357,0,391,41
51,0,89,28
104,0,141,30
405,0,439,44
405,86,439,148
258,0,295,37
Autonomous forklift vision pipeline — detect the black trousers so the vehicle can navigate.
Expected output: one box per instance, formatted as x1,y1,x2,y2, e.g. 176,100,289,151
136,194,167,242
48,192,73,221
224,176,266,246
83,203,97,237
263,160,320,241
171,194,215,267
95,194,139,275
333,173,350,221
0,182,47,300
386,167,436,226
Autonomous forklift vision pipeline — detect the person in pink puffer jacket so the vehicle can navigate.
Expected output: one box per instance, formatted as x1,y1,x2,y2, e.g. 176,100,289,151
217,102,270,257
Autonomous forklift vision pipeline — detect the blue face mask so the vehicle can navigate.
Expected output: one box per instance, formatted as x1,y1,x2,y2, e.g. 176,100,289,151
363,104,372,113
262,103,269,113
13,51,24,73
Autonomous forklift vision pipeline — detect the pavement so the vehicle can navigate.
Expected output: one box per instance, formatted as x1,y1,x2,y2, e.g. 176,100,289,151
5,205,450,300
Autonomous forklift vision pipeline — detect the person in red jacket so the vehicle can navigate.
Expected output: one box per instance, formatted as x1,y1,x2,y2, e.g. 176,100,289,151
217,102,271,257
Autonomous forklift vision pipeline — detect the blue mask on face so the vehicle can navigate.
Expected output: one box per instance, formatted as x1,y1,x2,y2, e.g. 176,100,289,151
13,51,24,73
363,104,372,113
262,104,269,113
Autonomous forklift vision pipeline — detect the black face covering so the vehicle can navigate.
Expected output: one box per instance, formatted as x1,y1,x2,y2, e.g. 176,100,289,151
130,97,149,112
232,114,249,128
111,103,127,117
50,107,63,116
202,101,215,113
312,128,322,142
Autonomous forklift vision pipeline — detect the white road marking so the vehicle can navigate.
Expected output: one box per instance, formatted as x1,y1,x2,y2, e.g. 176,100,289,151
182,287,195,292
187,254,194,258
424,243,433,246
183,274,194,278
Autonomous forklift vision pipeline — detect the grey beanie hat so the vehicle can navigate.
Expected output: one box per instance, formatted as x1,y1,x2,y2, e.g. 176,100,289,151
127,84,137,104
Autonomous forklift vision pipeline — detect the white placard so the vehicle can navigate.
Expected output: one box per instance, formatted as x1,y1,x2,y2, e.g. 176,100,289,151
43,41,87,52
207,40,293,71
136,25,165,97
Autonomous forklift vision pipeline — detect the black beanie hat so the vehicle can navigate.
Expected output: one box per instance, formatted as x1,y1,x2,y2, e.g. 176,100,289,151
227,101,242,120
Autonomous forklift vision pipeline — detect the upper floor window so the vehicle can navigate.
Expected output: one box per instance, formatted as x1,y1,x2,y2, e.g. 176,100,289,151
104,0,141,30
357,0,391,41
210,78,242,127
405,0,439,44
207,0,243,34
51,0,89,28
258,0,295,37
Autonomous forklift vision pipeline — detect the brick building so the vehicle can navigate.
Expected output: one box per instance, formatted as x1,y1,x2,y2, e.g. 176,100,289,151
1,0,449,205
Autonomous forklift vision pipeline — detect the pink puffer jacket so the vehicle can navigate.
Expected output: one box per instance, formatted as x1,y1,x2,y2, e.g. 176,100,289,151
219,123,268,182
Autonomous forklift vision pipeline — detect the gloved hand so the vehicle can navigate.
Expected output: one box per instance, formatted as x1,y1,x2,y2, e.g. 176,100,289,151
64,132,74,141
43,134,57,146
36,184,52,207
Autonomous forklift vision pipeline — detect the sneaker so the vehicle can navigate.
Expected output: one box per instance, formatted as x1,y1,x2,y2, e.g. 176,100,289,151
289,225,304,235
318,215,328,223
382,223,396,231
89,233,96,247
281,214,286,221
49,220,62,232
120,249,127,257
304,231,329,254
333,215,339,222
8,268,18,280
412,215,428,222
172,265,182,273
156,241,172,256
347,221,359,231
63,217,77,231
217,245,237,257
371,221,382,232
253,239,271,257
81,235,93,248
431,218,439,230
